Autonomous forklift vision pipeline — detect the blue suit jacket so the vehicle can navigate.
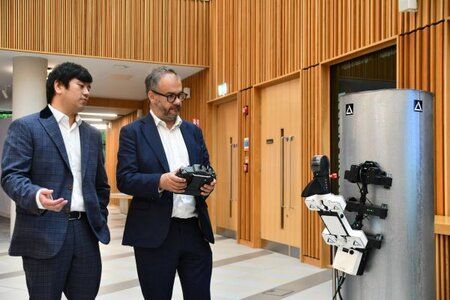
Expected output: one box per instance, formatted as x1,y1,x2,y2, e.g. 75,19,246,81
117,114,214,248
1,106,110,259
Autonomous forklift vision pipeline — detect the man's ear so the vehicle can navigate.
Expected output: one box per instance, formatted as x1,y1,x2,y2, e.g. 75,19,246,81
148,91,155,104
54,80,64,95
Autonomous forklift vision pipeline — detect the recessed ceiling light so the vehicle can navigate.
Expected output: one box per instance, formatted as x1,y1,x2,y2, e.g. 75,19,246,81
79,112,118,118
91,123,108,130
81,117,103,122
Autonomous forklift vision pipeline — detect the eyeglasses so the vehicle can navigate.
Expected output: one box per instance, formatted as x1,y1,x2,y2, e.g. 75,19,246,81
151,89,188,103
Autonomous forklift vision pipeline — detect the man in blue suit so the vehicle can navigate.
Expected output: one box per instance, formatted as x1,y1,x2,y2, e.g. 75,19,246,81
1,62,110,299
117,66,216,300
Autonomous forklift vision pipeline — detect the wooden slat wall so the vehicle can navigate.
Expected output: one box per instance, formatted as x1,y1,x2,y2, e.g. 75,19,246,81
300,66,326,264
400,0,450,33
0,0,209,66
210,0,301,96
237,0,256,90
398,19,450,299
180,69,210,129
210,0,239,96
436,235,450,299
105,111,139,195
301,0,320,68
257,0,301,83
317,0,399,66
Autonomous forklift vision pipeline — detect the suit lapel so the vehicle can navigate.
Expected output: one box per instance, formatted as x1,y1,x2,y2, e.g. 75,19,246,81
140,115,170,172
38,107,71,170
79,122,91,179
180,122,196,165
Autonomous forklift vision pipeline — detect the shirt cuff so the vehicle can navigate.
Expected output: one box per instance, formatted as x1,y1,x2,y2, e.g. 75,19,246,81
35,189,46,210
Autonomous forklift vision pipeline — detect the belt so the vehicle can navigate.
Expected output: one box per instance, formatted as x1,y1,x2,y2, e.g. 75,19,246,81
171,217,198,223
68,211,85,221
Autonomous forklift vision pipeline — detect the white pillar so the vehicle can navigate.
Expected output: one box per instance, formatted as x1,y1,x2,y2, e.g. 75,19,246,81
10,57,47,235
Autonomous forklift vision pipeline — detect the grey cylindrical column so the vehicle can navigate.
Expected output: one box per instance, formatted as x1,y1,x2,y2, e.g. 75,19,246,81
338,89,435,300
10,56,48,234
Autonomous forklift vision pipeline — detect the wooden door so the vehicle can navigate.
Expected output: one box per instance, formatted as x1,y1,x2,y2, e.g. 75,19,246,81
215,99,238,238
260,78,302,254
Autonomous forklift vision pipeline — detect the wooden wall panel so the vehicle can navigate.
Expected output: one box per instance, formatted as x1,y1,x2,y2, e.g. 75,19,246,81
436,234,450,300
211,0,300,96
301,0,320,68
181,69,210,132
105,111,139,194
0,0,210,66
210,0,239,97
237,0,257,90
400,0,450,34
300,66,328,265
319,0,399,65
257,0,301,83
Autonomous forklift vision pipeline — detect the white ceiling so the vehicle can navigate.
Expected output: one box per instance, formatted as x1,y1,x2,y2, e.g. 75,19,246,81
0,49,205,117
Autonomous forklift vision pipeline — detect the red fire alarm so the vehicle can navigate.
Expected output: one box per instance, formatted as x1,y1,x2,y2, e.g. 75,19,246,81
242,105,249,116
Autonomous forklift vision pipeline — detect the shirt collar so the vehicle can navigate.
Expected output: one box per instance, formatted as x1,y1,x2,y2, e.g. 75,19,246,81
150,110,182,130
48,105,82,126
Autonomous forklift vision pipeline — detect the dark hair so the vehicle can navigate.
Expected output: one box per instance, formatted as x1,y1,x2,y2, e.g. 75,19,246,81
145,66,179,94
46,62,92,104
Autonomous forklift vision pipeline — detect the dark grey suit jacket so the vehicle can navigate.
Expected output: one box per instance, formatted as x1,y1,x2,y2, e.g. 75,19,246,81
116,115,214,248
1,106,110,259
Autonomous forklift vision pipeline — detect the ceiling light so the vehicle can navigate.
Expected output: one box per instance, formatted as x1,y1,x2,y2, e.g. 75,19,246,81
79,112,118,118
81,117,103,122
91,123,108,130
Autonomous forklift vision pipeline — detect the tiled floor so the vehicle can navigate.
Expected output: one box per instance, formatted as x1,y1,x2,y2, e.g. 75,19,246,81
0,207,331,299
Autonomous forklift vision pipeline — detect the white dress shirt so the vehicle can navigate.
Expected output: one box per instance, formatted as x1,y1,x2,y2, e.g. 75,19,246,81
35,105,85,212
150,110,197,218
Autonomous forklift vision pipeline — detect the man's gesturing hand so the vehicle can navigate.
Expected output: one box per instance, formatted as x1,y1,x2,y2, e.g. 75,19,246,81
159,170,187,193
38,189,68,212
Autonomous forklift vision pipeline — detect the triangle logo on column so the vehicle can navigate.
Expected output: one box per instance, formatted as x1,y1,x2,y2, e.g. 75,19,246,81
346,104,354,115
414,100,423,112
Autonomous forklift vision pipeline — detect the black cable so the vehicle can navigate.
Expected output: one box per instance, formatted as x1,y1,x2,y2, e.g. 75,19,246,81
332,273,346,300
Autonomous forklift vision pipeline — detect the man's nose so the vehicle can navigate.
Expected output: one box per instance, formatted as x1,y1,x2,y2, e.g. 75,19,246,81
173,97,182,105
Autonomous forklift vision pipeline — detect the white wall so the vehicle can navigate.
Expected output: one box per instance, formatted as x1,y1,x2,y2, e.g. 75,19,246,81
0,118,12,217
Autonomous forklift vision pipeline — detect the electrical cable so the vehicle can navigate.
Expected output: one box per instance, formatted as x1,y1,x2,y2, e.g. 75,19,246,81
332,273,347,300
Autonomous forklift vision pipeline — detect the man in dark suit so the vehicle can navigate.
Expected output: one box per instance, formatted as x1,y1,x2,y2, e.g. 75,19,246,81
117,66,216,300
1,62,110,299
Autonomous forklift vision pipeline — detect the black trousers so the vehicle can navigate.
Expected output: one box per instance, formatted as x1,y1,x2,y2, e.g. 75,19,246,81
22,216,101,300
134,217,212,300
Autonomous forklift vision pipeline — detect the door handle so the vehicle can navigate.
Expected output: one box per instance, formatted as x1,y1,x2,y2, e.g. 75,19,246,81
229,137,233,218
280,129,285,229
289,136,294,209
